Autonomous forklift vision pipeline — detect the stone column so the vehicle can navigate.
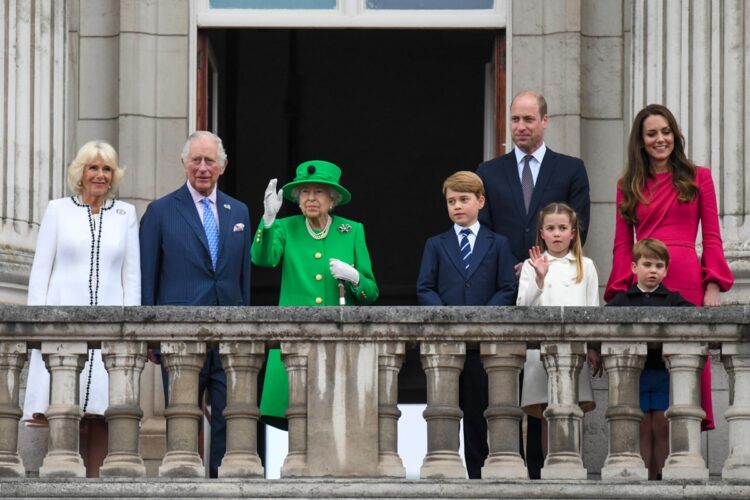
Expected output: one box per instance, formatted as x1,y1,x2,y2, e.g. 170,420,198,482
158,341,205,478
540,341,587,480
280,342,311,477
661,342,709,480
377,342,405,477
99,341,147,478
480,341,527,479
39,342,87,478
218,341,265,478
419,342,466,479
721,342,750,480
0,0,66,304
0,342,26,477
600,342,648,480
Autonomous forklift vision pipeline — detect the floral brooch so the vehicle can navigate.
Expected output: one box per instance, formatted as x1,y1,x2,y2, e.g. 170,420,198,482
337,224,352,233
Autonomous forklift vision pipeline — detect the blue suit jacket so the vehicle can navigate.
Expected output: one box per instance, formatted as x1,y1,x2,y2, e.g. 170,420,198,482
477,148,590,263
417,225,517,306
139,184,251,306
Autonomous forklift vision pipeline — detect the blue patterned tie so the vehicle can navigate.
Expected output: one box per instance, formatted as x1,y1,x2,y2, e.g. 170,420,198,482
202,197,219,270
460,228,472,270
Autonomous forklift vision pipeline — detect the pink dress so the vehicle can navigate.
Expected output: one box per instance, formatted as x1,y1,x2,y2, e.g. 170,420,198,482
604,167,734,429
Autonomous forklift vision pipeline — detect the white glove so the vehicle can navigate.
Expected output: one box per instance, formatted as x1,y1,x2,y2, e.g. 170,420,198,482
263,178,283,228
329,258,360,286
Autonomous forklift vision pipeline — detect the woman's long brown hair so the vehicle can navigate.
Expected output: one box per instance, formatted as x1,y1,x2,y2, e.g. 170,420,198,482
619,104,698,224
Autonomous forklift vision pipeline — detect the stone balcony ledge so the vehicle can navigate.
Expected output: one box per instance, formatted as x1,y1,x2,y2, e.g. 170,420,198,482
1,305,748,345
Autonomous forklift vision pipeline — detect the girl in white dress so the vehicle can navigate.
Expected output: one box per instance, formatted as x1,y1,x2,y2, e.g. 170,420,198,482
24,140,140,477
517,202,601,457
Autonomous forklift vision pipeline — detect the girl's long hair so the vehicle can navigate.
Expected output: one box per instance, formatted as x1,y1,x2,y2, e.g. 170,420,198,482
619,104,698,224
536,203,584,283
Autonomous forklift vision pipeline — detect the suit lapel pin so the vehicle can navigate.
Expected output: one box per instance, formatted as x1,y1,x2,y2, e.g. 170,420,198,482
338,224,352,233
223,204,231,210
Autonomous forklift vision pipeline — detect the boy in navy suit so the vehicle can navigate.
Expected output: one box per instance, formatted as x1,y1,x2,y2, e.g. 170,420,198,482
417,171,516,478
606,238,693,480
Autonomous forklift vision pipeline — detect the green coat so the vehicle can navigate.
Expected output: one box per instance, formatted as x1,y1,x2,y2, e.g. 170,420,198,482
251,214,379,420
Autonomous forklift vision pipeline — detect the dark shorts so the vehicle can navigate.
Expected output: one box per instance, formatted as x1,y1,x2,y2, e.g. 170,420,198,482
640,367,669,412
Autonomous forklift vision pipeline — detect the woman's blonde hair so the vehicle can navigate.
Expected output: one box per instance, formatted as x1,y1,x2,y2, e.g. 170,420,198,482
536,202,584,283
67,140,124,197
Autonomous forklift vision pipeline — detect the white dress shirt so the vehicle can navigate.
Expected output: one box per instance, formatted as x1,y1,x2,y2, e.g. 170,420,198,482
453,221,481,250
514,143,547,186
186,181,219,224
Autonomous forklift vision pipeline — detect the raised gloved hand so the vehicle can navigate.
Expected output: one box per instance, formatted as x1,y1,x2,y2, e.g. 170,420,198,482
263,178,283,228
329,258,360,286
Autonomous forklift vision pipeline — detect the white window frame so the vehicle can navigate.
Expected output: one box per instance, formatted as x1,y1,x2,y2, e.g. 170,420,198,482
188,0,507,130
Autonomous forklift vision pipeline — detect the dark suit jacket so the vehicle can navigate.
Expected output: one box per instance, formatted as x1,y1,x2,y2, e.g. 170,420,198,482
417,225,517,306
477,148,590,263
140,184,251,306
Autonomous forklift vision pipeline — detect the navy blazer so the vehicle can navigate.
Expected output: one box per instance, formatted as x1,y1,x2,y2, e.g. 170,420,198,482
477,148,590,263
140,184,251,306
417,225,517,306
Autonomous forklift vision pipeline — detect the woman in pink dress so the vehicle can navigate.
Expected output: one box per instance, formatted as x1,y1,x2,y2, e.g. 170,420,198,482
604,104,733,430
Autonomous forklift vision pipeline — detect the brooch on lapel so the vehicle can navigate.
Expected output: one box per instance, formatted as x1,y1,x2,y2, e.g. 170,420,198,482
116,208,126,215
337,224,352,233
223,204,231,210
233,223,245,232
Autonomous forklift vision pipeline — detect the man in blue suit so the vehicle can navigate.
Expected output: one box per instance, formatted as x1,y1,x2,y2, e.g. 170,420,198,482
417,171,516,479
477,91,591,478
140,131,251,477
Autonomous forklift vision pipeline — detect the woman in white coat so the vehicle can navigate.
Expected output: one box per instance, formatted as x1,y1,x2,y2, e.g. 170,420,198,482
24,140,140,477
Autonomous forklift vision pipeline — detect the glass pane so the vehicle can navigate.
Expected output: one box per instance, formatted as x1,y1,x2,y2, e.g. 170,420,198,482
367,0,492,9
210,0,336,9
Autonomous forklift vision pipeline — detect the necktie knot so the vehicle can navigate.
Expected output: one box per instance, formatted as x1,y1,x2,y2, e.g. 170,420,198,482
460,228,472,236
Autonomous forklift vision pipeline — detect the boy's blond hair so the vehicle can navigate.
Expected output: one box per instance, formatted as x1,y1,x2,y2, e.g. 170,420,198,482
632,238,670,266
442,171,485,198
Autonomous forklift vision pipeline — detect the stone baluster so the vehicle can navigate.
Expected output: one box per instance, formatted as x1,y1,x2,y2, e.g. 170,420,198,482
218,341,265,478
480,341,527,479
721,342,750,480
0,342,26,477
419,341,466,478
99,341,147,477
661,342,709,480
540,341,587,479
39,342,87,478
281,342,311,477
600,342,648,480
377,342,406,477
158,342,206,478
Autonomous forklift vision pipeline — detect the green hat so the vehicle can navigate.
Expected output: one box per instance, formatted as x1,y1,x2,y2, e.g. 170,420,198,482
281,160,352,206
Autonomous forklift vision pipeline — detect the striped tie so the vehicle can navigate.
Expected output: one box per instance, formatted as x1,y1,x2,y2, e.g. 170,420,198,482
202,197,219,270
460,228,472,270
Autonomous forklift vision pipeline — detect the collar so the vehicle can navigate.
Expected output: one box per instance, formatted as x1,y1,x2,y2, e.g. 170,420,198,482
186,181,217,205
514,143,547,165
630,283,669,296
454,221,481,238
546,250,576,262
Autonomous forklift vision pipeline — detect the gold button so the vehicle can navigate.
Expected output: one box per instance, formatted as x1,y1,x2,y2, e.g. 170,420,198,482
315,274,323,281
314,252,322,259
315,297,323,304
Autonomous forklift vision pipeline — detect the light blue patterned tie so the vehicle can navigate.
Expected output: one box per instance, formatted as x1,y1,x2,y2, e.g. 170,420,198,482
460,228,472,270
202,197,219,270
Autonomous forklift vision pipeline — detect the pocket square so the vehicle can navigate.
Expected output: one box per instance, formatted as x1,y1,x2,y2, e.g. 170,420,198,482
233,223,245,232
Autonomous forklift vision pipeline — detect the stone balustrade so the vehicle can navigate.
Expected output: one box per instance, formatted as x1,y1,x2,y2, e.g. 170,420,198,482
0,305,749,491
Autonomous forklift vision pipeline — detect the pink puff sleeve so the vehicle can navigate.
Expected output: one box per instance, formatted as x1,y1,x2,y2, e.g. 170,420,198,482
696,167,734,292
604,182,636,302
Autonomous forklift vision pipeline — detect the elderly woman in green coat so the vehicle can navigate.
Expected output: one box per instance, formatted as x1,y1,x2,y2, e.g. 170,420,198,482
251,160,379,425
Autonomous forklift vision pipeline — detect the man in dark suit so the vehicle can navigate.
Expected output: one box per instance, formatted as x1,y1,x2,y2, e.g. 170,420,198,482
140,131,251,477
417,171,517,479
477,91,591,478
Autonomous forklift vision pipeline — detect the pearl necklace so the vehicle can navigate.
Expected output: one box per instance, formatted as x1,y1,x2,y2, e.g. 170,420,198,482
306,215,332,240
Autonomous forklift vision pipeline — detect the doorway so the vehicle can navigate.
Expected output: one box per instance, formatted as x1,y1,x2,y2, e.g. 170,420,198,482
204,28,501,305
